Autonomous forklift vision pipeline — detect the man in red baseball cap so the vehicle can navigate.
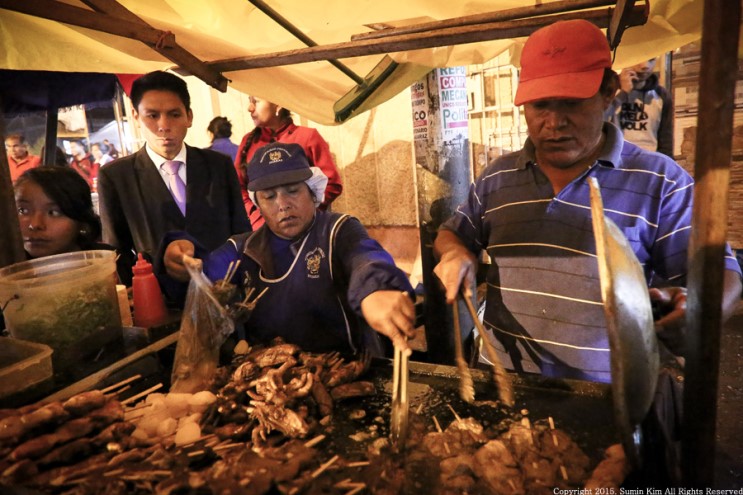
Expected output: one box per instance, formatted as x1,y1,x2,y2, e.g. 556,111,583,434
433,19,741,482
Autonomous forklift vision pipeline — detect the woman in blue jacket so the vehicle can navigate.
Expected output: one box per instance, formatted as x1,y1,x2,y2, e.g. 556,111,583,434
163,143,415,356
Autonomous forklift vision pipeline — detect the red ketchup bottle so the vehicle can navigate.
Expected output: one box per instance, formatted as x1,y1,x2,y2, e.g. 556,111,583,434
131,253,168,328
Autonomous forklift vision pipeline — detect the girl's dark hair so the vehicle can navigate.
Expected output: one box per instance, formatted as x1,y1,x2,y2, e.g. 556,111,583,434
15,167,102,249
207,116,233,139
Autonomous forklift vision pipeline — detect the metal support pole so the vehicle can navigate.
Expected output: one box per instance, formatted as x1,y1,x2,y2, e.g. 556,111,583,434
43,106,58,167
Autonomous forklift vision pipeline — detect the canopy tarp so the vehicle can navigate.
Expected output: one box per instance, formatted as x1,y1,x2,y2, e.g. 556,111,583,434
0,70,131,113
0,0,715,125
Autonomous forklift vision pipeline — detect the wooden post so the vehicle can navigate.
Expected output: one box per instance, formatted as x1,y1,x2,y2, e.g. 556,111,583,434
0,103,26,269
682,0,741,487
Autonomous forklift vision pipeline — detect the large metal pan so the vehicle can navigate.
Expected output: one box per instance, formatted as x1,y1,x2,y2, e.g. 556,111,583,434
588,178,660,469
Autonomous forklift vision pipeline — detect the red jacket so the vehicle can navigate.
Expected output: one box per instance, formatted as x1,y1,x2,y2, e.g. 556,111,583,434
8,154,41,182
235,121,343,229
70,154,99,190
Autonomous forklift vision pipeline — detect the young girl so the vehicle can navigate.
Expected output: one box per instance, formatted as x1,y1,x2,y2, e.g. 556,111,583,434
15,166,102,259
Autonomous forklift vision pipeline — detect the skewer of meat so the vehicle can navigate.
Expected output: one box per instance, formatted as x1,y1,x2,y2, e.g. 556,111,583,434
63,390,108,416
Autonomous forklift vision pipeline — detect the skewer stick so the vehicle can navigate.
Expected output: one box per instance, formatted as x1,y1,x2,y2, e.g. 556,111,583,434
179,434,216,449
560,465,569,481
335,480,367,495
107,384,131,397
446,404,462,423
204,437,221,448
334,478,353,488
521,417,534,445
416,402,424,414
304,434,326,448
508,479,517,491
252,287,269,304
123,410,148,422
121,383,163,405
548,415,559,445
432,416,451,454
221,261,235,289
124,401,152,414
230,259,241,279
345,461,371,468
242,287,256,304
120,470,172,479
311,454,339,478
101,374,142,394
346,484,366,495
213,442,243,451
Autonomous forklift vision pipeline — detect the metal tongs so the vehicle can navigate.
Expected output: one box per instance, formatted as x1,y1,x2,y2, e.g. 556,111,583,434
459,290,515,407
390,341,409,449
452,301,475,403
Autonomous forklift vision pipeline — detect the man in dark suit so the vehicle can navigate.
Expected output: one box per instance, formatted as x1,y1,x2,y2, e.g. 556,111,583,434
98,71,249,285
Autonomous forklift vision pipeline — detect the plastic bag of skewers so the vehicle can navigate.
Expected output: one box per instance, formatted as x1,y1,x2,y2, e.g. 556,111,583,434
170,256,234,393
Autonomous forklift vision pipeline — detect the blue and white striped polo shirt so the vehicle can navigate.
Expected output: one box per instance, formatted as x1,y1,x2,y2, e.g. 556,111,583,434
442,123,741,383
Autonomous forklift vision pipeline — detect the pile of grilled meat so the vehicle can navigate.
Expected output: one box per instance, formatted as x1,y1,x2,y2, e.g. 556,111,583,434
0,338,624,494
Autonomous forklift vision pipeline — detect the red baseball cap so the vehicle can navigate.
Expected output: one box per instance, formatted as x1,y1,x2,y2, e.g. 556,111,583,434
514,20,612,106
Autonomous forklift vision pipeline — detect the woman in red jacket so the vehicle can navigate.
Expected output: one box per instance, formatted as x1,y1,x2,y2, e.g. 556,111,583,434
235,96,343,229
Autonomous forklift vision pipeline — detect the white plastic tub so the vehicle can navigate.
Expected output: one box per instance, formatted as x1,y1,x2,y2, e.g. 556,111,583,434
0,250,121,367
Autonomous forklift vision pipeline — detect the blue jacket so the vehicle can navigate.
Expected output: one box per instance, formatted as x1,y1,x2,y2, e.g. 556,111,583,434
207,138,239,162
161,211,413,354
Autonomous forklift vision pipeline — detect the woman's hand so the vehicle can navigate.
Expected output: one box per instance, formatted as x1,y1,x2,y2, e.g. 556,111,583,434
164,240,196,282
361,290,416,355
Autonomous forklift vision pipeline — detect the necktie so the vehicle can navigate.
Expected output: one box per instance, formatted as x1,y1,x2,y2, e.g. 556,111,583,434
163,160,186,215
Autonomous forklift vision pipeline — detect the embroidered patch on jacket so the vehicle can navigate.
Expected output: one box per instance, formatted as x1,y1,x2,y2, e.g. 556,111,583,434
305,247,326,279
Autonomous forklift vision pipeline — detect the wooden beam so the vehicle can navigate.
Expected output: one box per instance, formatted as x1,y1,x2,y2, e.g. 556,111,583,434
0,0,228,92
0,0,175,48
352,0,619,41
208,6,646,72
80,0,228,92
682,0,741,487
